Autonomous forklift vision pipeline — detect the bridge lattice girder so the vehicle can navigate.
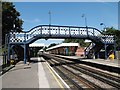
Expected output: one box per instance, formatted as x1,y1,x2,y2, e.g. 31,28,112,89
9,25,114,45
7,25,115,63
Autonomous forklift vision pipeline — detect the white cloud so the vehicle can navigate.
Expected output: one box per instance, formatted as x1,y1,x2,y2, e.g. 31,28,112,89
34,18,40,22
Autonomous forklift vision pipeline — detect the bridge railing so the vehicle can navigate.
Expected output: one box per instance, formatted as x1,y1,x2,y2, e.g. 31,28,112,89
9,25,114,44
100,35,114,44
84,43,95,56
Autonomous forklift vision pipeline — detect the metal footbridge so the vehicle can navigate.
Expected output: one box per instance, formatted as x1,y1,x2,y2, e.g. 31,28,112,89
7,25,115,64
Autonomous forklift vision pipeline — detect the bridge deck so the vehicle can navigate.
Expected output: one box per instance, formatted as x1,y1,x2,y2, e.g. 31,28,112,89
7,25,115,64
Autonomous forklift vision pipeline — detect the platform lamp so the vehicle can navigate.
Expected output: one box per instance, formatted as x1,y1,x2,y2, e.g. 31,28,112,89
100,23,108,59
100,23,107,32
48,10,51,26
48,10,51,35
82,14,89,37
82,14,87,27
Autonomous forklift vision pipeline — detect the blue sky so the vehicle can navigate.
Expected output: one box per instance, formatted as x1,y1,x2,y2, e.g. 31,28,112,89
13,2,118,46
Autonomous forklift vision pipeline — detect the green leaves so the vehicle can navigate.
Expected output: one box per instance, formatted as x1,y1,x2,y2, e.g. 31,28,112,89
103,27,120,50
48,43,57,48
2,2,23,45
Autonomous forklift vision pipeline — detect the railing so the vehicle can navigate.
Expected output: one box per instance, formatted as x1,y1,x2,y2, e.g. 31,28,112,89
9,25,114,44
84,43,95,56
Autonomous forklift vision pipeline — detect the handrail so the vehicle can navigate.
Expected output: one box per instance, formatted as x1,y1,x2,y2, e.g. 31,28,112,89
9,25,114,45
21,25,103,34
84,43,95,56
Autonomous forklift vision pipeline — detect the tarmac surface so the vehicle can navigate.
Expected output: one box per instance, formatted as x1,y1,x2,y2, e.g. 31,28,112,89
1,55,120,89
1,57,69,89
56,55,120,68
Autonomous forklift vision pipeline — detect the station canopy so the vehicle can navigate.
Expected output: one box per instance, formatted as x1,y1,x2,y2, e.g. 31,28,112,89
29,43,45,47
46,43,80,51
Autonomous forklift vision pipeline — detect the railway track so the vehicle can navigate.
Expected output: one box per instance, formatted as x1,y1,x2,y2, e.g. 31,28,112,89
42,53,120,89
47,58,98,89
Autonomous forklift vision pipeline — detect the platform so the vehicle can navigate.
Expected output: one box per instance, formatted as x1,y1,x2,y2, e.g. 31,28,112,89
54,55,120,74
56,55,120,68
1,57,69,89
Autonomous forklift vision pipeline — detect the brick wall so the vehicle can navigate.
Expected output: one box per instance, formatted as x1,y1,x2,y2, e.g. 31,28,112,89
76,47,84,56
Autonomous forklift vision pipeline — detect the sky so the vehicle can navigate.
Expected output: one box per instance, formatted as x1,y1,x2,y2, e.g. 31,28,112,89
13,2,118,46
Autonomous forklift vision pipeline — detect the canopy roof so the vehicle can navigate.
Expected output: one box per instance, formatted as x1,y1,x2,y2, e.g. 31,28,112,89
46,43,80,51
29,43,45,47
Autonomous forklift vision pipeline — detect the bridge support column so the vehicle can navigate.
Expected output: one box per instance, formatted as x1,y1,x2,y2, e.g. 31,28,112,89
24,44,27,64
5,34,7,64
7,44,10,63
12,48,14,60
11,45,15,60
7,33,11,64
114,43,116,59
104,44,107,59
97,52,99,59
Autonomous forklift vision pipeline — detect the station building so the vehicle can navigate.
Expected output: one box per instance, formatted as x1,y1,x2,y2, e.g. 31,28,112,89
46,43,85,56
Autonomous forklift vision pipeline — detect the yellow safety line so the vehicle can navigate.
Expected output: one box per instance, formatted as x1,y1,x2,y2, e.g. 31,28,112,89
46,63,64,89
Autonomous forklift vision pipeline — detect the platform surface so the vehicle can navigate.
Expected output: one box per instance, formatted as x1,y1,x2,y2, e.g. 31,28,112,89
1,57,69,89
56,55,120,68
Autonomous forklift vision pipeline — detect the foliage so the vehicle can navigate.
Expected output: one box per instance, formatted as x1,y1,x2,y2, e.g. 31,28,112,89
48,43,57,48
63,27,120,49
104,27,120,50
2,2,23,45
43,46,47,51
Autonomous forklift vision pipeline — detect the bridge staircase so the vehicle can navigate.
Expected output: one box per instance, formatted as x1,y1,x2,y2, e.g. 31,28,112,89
85,43,104,59
7,25,115,64
84,43,95,58
85,34,115,59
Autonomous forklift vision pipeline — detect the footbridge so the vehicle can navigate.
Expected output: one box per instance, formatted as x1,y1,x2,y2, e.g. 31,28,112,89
7,25,116,64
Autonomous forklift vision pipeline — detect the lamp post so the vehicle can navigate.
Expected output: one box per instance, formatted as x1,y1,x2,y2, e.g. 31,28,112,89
100,23,107,32
48,10,51,26
82,14,87,27
82,14,89,36
100,23,107,59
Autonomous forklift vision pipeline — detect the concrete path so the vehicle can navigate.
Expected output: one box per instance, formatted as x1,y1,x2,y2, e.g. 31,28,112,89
56,55,120,68
1,57,69,89
2,61,39,88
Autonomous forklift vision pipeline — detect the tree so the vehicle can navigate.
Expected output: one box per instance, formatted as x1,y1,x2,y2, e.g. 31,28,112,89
2,2,23,45
43,46,47,51
63,27,120,50
48,43,57,48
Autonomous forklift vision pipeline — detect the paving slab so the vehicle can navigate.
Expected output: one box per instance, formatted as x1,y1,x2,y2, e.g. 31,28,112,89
2,61,39,88
56,55,120,68
1,57,69,89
